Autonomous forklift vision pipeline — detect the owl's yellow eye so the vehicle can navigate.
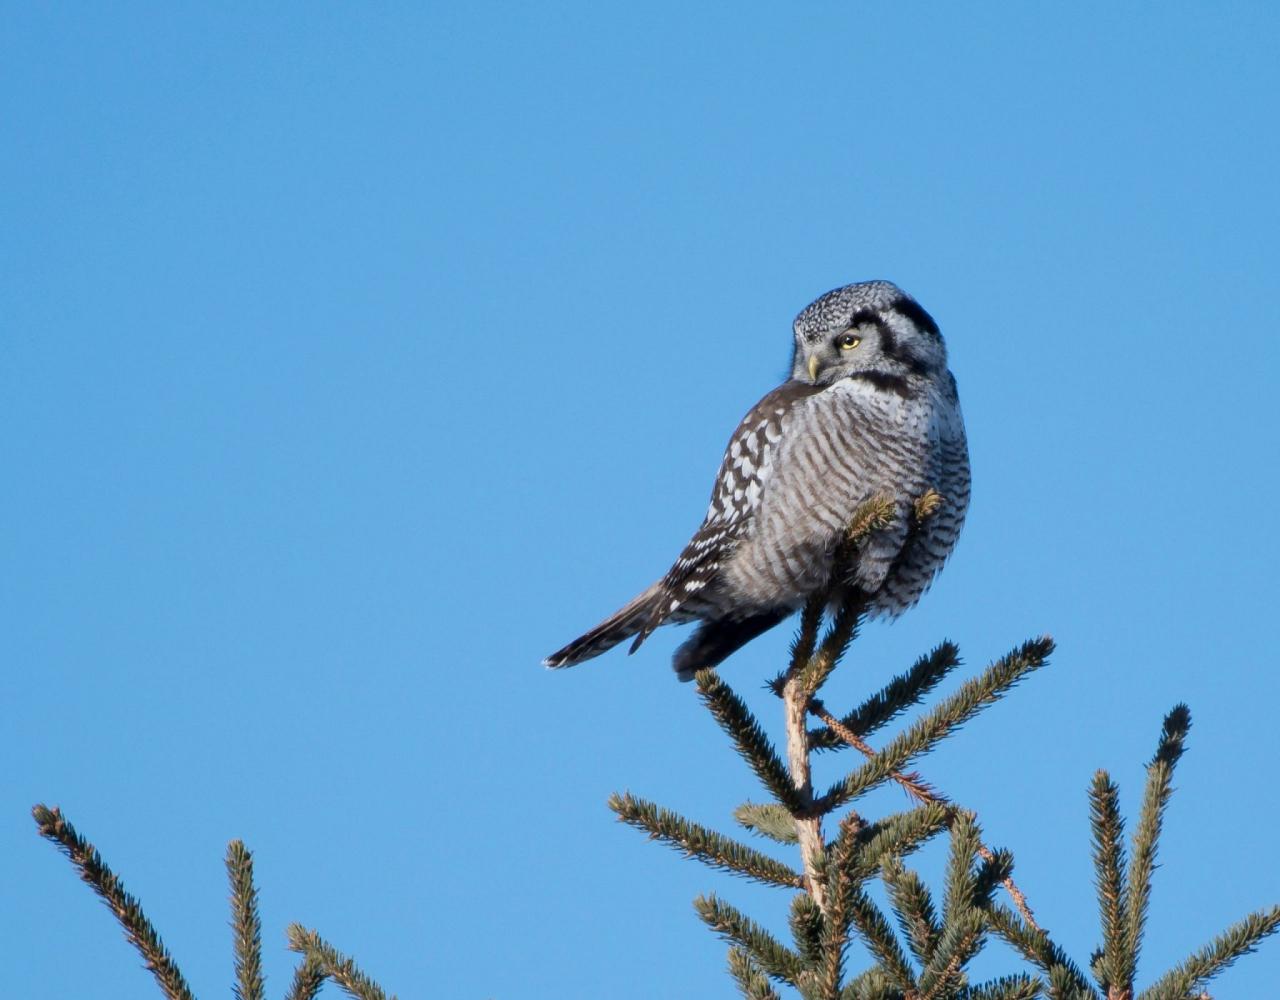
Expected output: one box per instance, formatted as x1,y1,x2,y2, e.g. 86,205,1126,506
837,333,861,351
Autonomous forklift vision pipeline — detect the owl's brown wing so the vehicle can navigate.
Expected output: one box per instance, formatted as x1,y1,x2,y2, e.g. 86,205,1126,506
629,379,822,650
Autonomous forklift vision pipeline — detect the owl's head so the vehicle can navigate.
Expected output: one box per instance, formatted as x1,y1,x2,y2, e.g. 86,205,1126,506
790,281,947,387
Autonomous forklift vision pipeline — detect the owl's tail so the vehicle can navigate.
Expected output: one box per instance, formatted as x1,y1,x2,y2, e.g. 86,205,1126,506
542,582,664,669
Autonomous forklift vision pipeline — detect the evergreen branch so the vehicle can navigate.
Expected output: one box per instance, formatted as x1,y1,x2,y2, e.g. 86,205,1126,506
922,848,1015,999
882,857,942,967
810,642,962,753
1088,771,1130,994
812,699,947,804
981,842,1039,936
920,908,986,1000
818,812,882,1000
283,956,327,1000
1046,964,1097,1000
786,596,827,692
974,849,1016,910
286,925,396,1000
1137,906,1280,1000
943,812,983,924
798,597,863,698
841,966,899,1000
31,804,195,1000
608,792,804,889
959,974,1044,999
736,801,801,845
791,892,827,968
819,851,852,1000
847,803,953,882
919,813,994,1000
1126,705,1190,975
989,905,1096,998
227,840,265,1000
697,670,807,814
814,700,1043,933
777,600,861,705
695,894,806,987
728,947,784,1000
846,885,918,994
819,637,1054,812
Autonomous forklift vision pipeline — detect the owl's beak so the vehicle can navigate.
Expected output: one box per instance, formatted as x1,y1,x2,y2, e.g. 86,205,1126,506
807,354,820,381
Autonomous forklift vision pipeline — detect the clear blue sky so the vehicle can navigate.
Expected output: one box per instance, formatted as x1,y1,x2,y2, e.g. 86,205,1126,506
4,4,1279,997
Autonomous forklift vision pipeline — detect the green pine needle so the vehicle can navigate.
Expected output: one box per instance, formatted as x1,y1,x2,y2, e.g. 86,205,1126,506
32,804,196,1000
845,885,918,994
1125,704,1191,974
820,637,1054,812
789,891,826,967
841,966,899,1000
847,803,953,882
1046,963,1098,1000
1137,905,1280,1000
227,841,265,1000
694,894,806,988
283,956,327,1000
942,811,983,924
882,858,942,967
819,856,852,999
988,904,1096,998
735,801,802,845
959,973,1044,999
696,670,807,814
797,597,863,697
974,849,1015,908
810,641,962,753
919,908,985,999
286,925,396,1000
609,792,804,888
728,946,784,1000
1088,770,1131,993
787,596,827,687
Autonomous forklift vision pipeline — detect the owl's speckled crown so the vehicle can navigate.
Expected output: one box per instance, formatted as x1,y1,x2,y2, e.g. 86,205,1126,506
794,280,941,342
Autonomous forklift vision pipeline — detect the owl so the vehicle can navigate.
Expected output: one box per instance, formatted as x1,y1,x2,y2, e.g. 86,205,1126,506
544,280,969,680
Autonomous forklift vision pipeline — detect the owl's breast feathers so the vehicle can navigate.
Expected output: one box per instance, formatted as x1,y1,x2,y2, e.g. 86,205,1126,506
635,373,967,643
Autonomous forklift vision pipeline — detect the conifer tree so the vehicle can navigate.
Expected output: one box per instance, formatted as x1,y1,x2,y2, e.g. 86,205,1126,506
31,805,393,1000
607,497,1280,999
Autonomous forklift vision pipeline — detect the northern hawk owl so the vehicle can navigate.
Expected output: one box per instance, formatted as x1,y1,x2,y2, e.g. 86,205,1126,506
545,281,969,680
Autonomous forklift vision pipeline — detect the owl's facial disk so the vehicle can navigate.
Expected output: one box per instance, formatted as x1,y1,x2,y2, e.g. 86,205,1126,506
792,305,945,387
789,282,946,386
801,328,866,382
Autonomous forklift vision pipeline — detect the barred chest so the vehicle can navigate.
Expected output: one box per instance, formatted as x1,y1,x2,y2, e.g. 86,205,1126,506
715,376,966,614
